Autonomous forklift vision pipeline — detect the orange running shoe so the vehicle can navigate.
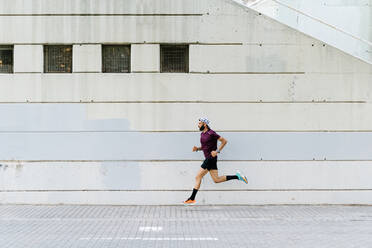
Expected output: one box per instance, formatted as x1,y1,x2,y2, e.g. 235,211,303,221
183,199,196,205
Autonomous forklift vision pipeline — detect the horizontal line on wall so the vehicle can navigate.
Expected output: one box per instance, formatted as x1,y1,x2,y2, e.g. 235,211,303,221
0,130,371,133
0,101,365,104
7,42,324,46
192,43,320,46
8,42,244,45
1,189,372,192
1,159,372,163
6,71,372,75
131,71,160,73
70,71,101,73
0,13,204,17
10,71,306,74
12,71,41,74
190,71,306,74
193,42,245,45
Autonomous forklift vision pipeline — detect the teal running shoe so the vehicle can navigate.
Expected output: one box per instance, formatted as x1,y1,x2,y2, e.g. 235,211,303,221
236,170,248,184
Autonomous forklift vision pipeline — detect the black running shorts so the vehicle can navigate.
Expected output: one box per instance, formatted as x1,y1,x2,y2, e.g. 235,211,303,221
201,157,218,171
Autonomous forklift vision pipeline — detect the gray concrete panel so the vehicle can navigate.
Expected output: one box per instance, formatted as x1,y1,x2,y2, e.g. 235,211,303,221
0,131,372,160
2,103,372,132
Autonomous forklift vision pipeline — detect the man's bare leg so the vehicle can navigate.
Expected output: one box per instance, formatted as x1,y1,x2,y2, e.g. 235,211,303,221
209,170,248,184
209,169,227,183
184,168,208,204
194,168,209,189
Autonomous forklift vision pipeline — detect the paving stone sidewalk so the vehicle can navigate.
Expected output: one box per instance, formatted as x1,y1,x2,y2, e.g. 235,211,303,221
1,205,372,248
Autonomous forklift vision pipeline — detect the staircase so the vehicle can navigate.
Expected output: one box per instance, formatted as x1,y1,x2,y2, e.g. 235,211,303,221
232,0,372,65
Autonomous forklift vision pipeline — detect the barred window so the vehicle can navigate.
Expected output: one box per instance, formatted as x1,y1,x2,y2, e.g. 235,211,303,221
44,45,72,73
0,45,13,73
102,45,131,73
160,45,189,73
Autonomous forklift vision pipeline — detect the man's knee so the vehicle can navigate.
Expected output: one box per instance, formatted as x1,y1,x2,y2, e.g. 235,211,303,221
196,174,204,181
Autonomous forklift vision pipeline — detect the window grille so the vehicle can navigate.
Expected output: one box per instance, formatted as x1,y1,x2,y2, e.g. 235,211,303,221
160,45,189,73
44,45,72,73
0,45,13,73
102,45,131,73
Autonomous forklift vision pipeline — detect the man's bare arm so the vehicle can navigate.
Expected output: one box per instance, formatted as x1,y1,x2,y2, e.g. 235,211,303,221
192,146,202,152
211,137,228,157
217,137,227,152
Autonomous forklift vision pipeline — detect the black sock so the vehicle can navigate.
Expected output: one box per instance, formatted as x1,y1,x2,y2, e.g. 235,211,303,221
226,175,238,181
189,188,198,200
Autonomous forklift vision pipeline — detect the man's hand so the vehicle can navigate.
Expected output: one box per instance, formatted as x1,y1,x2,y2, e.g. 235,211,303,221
192,146,199,152
211,151,218,157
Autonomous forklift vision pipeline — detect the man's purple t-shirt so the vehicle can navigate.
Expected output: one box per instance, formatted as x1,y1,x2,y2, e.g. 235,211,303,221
200,129,220,159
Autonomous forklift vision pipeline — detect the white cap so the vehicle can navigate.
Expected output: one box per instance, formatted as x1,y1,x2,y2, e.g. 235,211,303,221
198,117,210,126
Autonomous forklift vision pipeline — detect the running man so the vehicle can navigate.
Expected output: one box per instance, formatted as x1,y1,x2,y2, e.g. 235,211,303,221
183,118,248,205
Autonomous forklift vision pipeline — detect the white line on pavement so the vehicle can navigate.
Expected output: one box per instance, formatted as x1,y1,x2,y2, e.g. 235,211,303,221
139,226,163,232
79,237,219,241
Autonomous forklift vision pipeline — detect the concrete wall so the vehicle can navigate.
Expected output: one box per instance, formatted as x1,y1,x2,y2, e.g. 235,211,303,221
0,0,372,205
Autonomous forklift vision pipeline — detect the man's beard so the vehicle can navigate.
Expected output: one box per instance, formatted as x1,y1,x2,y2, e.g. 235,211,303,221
199,125,205,131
